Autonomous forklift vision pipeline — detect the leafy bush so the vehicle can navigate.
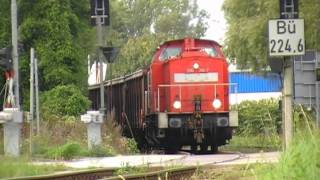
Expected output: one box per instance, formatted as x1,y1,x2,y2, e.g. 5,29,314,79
126,138,140,154
27,119,87,156
88,144,115,157
237,99,281,136
222,99,282,152
45,142,84,160
41,85,91,118
102,111,140,154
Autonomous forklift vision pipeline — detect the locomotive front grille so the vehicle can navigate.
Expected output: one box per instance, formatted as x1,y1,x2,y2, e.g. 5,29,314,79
156,83,237,113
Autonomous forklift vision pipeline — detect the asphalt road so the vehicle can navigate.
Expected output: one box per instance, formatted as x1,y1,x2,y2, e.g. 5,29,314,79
35,151,280,169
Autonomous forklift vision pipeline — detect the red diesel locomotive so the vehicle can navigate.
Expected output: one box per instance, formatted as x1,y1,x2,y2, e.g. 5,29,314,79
89,38,238,153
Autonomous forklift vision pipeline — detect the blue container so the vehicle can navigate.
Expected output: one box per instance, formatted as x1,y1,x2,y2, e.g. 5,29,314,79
229,72,282,93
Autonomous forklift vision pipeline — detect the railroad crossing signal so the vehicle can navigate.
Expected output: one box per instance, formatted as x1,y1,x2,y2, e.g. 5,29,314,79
280,0,298,19
0,47,13,70
100,46,118,63
90,0,110,26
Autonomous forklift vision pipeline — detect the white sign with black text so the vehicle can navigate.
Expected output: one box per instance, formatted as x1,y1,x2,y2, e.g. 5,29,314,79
268,19,305,56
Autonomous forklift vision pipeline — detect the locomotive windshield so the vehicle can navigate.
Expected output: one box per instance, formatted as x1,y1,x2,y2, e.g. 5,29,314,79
200,47,218,57
159,47,181,61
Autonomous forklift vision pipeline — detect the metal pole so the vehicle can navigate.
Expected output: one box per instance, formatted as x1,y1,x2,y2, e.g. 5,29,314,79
316,81,319,128
35,58,40,134
88,55,91,75
29,48,34,155
316,52,320,128
283,57,293,149
11,0,20,109
30,48,34,124
97,17,105,114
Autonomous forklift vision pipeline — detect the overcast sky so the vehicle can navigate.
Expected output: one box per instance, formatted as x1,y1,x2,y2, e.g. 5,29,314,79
197,0,226,44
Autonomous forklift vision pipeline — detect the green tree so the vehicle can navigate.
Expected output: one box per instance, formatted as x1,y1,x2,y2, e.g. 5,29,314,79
0,0,209,114
19,0,93,91
300,0,320,51
223,0,320,70
41,85,90,117
107,0,209,77
0,0,11,108
0,0,10,48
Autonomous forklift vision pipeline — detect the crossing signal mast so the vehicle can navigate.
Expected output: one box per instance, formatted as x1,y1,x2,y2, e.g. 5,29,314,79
90,0,109,114
0,44,23,108
0,0,23,157
80,0,119,150
90,0,118,113
0,47,15,108
268,0,303,149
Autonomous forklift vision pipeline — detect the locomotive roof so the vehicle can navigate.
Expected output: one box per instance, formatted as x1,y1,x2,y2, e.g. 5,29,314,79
159,38,222,47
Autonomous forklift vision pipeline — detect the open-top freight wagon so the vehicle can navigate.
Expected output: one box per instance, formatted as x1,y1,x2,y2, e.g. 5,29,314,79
89,38,238,153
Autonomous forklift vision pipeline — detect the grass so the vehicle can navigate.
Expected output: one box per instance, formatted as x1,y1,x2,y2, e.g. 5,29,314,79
0,156,67,178
0,115,138,160
256,105,320,179
44,142,87,160
114,163,185,177
257,130,320,179
115,163,151,176
18,111,138,159
221,134,281,153
190,164,270,180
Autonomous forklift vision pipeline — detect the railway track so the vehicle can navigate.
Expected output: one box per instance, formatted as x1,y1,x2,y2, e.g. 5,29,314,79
104,167,196,180
6,151,275,180
7,166,196,180
7,168,115,180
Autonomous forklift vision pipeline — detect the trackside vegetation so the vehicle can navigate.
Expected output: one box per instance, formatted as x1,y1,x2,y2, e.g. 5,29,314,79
192,104,320,179
257,106,320,179
223,0,320,70
25,112,139,160
0,0,208,161
222,99,282,152
0,156,66,178
41,85,91,117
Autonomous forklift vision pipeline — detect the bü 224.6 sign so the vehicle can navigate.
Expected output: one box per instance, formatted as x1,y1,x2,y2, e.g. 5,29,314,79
268,19,305,56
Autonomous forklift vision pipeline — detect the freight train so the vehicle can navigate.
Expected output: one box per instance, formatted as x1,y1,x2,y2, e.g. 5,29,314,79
89,38,238,153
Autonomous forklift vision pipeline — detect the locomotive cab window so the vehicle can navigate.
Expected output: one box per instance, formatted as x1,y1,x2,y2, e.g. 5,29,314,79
159,47,181,61
200,47,218,57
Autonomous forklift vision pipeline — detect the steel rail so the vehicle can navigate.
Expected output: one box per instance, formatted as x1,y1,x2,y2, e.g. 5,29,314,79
103,166,196,180
6,166,196,180
6,168,115,180
204,151,246,165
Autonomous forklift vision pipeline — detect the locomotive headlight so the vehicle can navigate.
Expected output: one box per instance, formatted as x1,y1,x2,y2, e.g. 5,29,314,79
212,99,222,109
193,63,199,69
173,100,182,109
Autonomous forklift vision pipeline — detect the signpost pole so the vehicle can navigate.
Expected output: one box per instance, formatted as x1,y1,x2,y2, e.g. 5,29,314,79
97,17,105,114
316,52,320,129
81,0,110,150
11,0,20,109
3,0,23,157
268,0,302,149
283,0,295,149
283,57,293,149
